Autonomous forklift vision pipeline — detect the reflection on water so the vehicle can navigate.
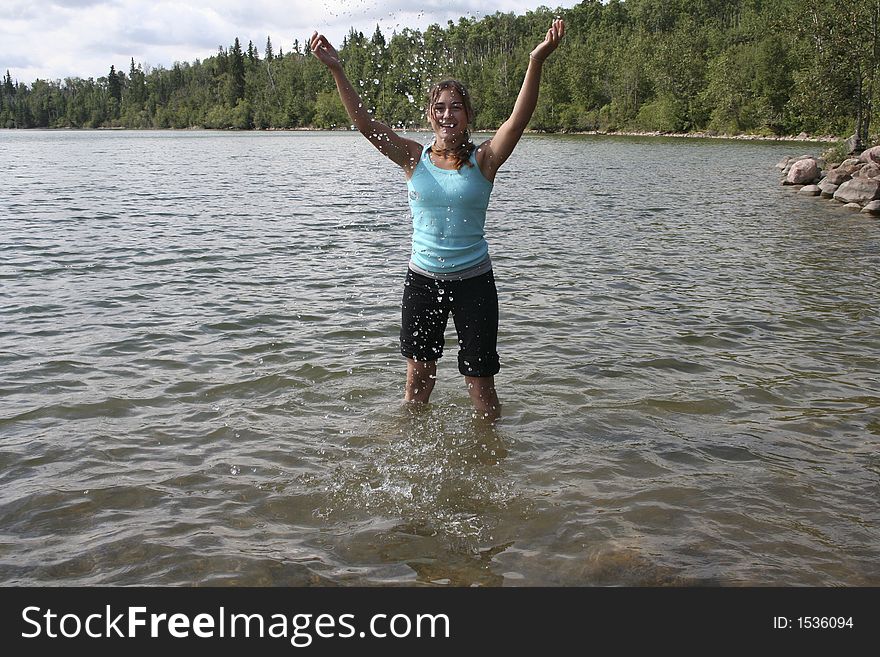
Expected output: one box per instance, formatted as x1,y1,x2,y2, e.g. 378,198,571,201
1,130,879,586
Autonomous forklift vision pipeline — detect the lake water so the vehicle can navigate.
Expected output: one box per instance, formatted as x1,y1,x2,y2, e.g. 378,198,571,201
1,129,878,586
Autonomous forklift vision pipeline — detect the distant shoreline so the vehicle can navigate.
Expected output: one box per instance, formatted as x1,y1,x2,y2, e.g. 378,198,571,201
563,130,838,143
3,125,840,143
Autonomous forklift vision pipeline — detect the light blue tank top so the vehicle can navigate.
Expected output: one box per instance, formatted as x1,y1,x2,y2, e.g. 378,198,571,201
406,142,493,274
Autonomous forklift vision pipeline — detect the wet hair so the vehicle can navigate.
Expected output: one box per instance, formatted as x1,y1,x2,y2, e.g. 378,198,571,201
426,79,475,170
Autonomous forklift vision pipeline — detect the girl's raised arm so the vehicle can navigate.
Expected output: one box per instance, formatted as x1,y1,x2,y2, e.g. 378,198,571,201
310,32,422,173
478,19,565,180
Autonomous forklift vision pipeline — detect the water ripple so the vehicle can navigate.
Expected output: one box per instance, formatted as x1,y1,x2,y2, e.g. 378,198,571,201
1,131,878,585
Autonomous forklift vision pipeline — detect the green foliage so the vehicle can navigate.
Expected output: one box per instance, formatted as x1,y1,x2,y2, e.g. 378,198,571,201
820,140,851,165
702,42,778,134
2,0,878,138
786,1,880,146
313,90,348,128
634,94,682,132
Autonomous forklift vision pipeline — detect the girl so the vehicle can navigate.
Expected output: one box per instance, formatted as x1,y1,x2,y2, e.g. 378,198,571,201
310,19,565,421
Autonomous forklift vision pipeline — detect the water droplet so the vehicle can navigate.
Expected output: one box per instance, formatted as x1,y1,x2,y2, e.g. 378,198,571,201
412,330,419,336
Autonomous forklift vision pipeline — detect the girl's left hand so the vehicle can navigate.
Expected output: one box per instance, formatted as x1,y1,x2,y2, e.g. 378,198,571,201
530,19,565,63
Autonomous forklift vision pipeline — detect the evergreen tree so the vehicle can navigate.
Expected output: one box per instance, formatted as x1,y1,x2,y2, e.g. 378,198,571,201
128,58,145,105
108,65,121,102
371,24,386,49
230,38,245,103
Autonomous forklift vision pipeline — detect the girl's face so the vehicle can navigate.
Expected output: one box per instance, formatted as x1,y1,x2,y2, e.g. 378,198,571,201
428,88,469,141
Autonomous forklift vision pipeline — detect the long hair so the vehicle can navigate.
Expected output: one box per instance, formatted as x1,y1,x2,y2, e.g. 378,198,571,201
425,79,475,171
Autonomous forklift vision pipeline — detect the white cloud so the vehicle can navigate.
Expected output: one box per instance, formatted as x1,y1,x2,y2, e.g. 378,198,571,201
1,0,573,83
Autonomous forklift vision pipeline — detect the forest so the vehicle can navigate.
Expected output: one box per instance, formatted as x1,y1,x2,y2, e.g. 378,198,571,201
2,0,878,144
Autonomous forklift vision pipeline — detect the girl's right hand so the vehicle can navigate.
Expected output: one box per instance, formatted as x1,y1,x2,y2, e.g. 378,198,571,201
310,32,341,70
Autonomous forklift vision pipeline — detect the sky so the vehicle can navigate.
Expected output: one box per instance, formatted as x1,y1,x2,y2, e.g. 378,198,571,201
3,0,576,84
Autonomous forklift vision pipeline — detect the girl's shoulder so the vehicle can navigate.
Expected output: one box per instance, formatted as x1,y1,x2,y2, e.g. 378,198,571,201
399,138,429,177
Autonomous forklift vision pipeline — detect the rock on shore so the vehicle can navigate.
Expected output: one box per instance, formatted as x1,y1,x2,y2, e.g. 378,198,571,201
778,145,880,216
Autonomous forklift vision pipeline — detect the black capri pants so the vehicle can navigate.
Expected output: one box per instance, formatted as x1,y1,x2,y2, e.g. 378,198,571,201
400,268,500,377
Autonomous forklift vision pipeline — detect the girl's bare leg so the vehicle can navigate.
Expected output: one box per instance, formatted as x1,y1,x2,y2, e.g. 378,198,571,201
465,376,500,421
405,358,437,403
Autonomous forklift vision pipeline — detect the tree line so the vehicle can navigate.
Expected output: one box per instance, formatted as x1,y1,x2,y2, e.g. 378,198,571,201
2,0,878,144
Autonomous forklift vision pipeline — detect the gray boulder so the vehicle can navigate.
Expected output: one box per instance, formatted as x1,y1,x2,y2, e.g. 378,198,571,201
799,185,821,196
833,178,880,205
785,158,820,185
824,168,852,185
845,134,861,154
857,163,880,179
858,145,880,164
861,200,880,216
839,161,865,178
818,179,839,198
782,154,817,176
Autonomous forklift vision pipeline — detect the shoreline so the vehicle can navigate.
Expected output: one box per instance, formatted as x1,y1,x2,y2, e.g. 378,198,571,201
2,125,840,143
565,129,838,143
